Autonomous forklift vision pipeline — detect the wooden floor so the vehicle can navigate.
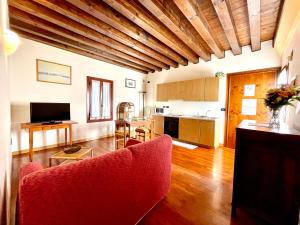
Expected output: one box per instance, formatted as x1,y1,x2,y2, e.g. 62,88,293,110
11,137,267,225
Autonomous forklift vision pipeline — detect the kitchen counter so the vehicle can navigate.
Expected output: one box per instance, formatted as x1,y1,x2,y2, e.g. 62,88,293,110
153,114,219,121
152,114,219,148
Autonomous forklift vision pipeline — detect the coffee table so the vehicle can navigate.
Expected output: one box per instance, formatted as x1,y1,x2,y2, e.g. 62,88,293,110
49,147,94,167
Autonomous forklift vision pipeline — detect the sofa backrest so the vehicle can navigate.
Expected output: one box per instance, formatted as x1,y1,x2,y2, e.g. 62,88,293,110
19,135,172,225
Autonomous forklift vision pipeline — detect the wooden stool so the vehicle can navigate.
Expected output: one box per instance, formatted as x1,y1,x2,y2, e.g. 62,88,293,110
115,131,129,149
135,127,151,142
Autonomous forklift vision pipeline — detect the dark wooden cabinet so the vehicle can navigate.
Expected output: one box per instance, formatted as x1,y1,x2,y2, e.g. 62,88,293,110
232,121,300,225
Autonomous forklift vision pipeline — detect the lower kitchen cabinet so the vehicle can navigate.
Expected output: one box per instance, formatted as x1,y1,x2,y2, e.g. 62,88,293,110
179,118,200,143
199,120,219,147
152,115,164,135
179,118,219,148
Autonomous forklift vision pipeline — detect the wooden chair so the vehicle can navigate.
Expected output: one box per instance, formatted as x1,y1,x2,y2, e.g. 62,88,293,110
135,127,151,142
115,122,130,149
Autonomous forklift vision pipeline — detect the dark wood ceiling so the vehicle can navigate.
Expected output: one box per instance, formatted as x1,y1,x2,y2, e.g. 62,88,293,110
8,0,283,74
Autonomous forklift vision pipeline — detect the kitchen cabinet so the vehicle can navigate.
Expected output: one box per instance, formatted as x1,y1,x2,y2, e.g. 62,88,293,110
204,77,219,101
179,118,200,143
157,82,179,101
178,117,219,148
152,115,164,135
199,120,219,147
156,77,219,102
183,79,205,101
157,84,168,101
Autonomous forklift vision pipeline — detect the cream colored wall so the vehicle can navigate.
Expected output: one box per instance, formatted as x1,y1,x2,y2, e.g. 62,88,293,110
279,8,300,130
274,0,300,56
9,37,145,152
0,0,11,224
146,41,281,144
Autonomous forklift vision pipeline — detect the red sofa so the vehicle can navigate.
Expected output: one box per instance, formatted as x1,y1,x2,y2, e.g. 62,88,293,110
18,135,172,225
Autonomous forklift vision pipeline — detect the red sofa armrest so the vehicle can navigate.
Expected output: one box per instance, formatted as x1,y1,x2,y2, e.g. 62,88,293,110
125,139,142,147
20,162,43,180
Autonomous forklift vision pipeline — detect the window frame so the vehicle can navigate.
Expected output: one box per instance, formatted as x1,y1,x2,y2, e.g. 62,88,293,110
86,76,113,123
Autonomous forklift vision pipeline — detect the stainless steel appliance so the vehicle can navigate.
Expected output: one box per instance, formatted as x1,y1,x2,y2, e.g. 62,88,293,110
155,106,170,114
164,117,179,138
155,107,164,114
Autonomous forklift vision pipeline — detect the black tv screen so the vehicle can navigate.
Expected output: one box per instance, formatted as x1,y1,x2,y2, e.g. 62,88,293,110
30,102,71,123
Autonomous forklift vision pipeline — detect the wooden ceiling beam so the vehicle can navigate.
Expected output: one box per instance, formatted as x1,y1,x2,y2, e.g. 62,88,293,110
173,0,225,58
138,0,211,61
30,0,177,68
65,0,188,65
103,0,198,64
246,0,261,51
12,29,148,74
211,0,242,55
9,8,161,72
10,20,155,73
9,0,173,69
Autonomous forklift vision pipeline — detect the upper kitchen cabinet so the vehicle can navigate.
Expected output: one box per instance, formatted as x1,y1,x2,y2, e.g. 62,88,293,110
183,79,205,101
204,77,220,101
157,82,180,101
156,77,220,102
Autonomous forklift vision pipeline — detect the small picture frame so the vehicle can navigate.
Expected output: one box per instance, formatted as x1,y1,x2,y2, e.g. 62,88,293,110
36,59,72,85
125,78,136,88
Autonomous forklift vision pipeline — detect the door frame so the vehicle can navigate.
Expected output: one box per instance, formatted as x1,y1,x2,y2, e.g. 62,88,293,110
224,67,280,148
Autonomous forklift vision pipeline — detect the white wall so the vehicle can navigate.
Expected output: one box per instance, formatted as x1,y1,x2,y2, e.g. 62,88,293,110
9,37,146,152
146,41,281,144
281,20,300,130
0,0,11,224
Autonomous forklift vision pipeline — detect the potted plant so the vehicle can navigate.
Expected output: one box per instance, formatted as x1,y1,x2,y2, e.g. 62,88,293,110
215,71,226,78
264,85,300,128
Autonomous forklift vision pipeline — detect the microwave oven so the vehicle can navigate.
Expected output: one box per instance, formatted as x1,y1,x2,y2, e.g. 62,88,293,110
155,106,169,114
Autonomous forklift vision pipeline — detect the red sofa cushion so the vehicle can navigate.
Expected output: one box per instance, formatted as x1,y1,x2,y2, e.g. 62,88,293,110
19,135,172,225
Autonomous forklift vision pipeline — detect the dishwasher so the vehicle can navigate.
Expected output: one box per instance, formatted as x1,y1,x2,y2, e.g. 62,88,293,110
164,117,179,138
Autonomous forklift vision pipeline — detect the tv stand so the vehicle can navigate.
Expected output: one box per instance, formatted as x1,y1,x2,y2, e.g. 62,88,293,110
21,121,78,161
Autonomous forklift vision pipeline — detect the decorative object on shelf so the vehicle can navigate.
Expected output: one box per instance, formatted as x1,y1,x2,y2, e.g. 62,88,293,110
125,78,136,88
36,59,72,85
264,85,300,128
215,71,226,78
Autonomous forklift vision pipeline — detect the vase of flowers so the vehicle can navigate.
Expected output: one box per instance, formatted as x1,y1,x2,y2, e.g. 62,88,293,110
264,85,300,128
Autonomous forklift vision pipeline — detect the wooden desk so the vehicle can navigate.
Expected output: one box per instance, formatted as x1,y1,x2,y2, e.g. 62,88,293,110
21,121,77,162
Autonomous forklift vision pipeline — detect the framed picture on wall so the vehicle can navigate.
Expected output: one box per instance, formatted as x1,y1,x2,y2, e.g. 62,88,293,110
36,59,72,85
125,78,136,88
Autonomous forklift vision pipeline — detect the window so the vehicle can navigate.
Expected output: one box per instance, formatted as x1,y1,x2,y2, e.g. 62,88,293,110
277,66,288,86
87,76,113,122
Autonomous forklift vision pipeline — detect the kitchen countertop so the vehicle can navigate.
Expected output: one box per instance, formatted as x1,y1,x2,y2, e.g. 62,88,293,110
153,114,219,121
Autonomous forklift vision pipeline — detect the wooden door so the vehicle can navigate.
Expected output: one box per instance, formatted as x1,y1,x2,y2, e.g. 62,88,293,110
226,68,278,148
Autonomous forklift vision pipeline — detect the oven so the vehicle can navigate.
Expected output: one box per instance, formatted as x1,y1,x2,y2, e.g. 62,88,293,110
164,117,179,138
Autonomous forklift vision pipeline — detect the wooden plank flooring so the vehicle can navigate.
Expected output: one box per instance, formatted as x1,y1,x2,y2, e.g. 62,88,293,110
11,137,267,225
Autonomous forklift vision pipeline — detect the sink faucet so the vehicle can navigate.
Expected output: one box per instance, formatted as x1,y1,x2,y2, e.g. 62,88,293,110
205,110,212,117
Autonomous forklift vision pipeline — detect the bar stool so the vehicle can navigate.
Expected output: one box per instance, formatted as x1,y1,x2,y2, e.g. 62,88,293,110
135,127,151,142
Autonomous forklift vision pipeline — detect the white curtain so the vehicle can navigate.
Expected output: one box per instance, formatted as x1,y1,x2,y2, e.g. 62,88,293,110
91,80,100,118
102,82,111,118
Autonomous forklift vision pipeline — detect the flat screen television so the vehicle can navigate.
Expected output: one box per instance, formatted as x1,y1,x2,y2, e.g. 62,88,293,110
30,102,71,123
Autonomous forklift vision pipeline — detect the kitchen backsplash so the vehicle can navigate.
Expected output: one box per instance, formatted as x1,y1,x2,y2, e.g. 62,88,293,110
155,100,223,118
